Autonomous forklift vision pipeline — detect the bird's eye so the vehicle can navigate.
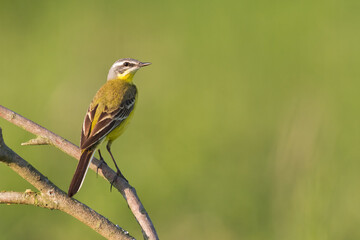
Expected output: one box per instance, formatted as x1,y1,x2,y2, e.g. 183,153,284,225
123,62,130,67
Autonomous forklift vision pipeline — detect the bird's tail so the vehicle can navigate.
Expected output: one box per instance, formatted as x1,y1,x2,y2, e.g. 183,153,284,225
68,149,95,197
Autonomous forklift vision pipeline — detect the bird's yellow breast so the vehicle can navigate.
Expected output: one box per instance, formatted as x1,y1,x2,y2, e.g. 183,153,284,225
106,101,137,141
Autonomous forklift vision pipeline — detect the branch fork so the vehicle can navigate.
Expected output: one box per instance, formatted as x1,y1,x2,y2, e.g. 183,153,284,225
0,105,159,240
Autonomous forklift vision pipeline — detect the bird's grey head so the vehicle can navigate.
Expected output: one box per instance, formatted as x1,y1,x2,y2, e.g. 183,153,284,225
107,58,151,81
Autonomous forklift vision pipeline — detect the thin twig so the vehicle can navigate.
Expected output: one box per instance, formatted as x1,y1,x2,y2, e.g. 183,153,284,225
0,105,159,240
0,128,134,240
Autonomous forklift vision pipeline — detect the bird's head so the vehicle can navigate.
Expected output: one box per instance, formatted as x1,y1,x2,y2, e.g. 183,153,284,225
107,58,151,82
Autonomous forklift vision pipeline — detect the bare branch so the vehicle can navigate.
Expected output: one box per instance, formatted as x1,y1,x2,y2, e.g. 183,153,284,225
0,190,57,209
0,105,159,240
0,128,134,240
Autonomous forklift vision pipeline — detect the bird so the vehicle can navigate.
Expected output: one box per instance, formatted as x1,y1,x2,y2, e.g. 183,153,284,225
68,58,151,197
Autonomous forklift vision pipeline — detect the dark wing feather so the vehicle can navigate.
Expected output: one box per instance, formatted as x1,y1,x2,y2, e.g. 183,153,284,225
81,104,98,145
80,88,137,150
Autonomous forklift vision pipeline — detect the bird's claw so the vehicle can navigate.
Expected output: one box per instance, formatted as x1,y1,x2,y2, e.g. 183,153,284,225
110,170,129,192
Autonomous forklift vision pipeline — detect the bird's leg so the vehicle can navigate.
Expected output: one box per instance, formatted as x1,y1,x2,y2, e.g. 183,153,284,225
96,149,108,177
106,142,128,191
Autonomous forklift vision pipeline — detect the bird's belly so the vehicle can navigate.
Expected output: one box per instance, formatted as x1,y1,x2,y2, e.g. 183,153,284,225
106,110,135,141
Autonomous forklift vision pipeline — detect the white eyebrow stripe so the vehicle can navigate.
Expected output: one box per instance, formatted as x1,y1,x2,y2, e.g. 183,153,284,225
111,61,124,68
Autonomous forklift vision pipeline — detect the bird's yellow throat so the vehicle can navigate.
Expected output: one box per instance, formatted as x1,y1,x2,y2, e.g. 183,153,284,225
116,70,137,83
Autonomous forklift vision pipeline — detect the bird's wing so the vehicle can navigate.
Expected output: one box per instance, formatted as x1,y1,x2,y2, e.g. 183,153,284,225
80,87,137,150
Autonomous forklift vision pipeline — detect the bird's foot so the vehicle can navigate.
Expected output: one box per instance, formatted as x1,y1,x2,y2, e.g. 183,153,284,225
110,170,129,192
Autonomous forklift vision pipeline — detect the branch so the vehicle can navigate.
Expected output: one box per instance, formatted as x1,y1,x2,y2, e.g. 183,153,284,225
0,105,159,240
0,190,57,209
0,128,134,240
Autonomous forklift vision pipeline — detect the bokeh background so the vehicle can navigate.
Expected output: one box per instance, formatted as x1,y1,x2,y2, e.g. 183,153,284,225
1,0,360,239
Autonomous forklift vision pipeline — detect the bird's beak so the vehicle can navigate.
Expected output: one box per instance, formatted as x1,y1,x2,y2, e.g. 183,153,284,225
139,62,151,67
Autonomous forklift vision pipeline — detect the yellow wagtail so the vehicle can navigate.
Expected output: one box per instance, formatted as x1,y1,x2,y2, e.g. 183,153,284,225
68,58,151,197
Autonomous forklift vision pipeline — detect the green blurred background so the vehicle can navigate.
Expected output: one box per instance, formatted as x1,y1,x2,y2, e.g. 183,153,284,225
1,0,360,239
